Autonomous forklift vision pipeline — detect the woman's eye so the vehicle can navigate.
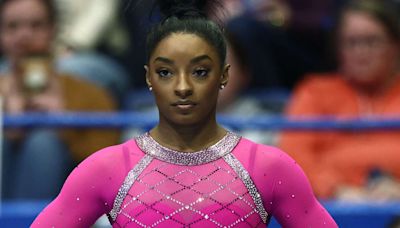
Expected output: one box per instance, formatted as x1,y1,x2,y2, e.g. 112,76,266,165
156,69,172,78
193,69,209,78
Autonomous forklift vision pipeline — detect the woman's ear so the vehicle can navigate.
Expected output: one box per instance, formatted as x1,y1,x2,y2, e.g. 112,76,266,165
144,65,151,88
220,64,230,87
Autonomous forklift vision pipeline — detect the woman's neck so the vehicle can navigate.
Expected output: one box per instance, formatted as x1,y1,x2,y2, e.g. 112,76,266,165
149,116,227,152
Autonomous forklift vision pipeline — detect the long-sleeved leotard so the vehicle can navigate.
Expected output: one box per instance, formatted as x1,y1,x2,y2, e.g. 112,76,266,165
32,132,337,227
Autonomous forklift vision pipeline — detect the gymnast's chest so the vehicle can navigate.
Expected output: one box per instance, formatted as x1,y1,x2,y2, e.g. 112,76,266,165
110,159,265,228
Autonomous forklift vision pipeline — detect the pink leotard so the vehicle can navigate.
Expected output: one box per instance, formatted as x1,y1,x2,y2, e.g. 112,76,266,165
32,132,337,227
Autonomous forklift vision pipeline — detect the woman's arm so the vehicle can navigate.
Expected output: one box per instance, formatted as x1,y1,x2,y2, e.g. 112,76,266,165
269,150,337,227
31,145,128,227
233,139,337,227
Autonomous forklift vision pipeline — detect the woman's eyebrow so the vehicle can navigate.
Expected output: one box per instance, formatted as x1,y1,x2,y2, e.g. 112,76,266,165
154,57,174,64
190,55,212,64
153,55,212,65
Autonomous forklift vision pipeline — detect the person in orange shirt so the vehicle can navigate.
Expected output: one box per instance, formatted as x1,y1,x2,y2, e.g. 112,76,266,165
278,0,400,199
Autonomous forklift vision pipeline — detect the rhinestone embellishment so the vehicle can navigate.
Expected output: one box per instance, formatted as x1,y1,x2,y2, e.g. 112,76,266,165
109,132,269,227
136,131,241,166
109,154,153,221
223,153,269,223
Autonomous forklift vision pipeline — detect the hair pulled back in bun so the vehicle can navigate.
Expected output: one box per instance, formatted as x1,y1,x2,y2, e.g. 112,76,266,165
146,0,226,67
158,0,209,20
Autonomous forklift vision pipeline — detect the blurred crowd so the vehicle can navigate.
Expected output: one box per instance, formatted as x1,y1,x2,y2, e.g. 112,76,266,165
0,0,400,210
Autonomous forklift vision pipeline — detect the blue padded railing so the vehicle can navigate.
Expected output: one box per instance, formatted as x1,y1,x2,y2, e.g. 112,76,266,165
4,112,400,131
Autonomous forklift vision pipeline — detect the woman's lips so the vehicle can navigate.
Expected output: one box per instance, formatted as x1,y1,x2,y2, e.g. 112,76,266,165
172,101,197,110
176,104,196,110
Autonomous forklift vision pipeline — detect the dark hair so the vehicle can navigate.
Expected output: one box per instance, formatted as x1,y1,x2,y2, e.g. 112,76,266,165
338,0,400,41
0,0,57,25
146,0,227,67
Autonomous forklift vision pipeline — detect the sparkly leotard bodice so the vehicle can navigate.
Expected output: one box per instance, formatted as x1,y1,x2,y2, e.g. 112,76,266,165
32,132,337,227
109,132,267,227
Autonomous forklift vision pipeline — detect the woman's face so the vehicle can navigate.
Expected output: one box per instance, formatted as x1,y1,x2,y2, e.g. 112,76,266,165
146,33,229,126
0,0,53,64
338,11,399,86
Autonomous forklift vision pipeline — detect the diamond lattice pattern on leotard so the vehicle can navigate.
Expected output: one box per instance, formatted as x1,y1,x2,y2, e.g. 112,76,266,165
113,158,264,227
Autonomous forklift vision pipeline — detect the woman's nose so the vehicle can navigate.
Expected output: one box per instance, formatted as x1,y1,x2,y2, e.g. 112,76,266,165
174,73,193,98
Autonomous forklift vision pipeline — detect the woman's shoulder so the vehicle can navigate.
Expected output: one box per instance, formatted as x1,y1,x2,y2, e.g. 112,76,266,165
234,138,336,227
61,138,147,202
234,137,291,162
234,136,310,183
233,137,307,208
233,136,302,176
77,138,146,175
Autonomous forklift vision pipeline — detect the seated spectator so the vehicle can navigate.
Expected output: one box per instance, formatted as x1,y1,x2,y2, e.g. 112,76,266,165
54,0,131,102
0,0,120,199
0,0,130,103
278,0,400,199
211,0,337,144
220,0,338,98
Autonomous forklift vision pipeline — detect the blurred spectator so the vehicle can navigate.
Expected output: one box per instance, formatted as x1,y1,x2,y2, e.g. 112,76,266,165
278,0,400,199
0,0,120,199
0,0,131,103
209,0,338,144
54,0,131,101
55,0,126,52
217,0,340,111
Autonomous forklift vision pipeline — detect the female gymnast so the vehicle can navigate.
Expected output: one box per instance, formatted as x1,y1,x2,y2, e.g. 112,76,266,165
32,0,337,227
